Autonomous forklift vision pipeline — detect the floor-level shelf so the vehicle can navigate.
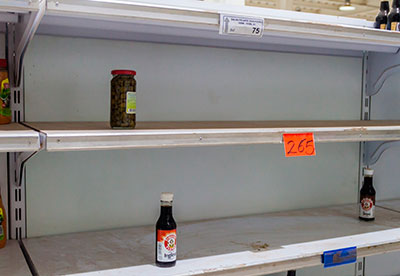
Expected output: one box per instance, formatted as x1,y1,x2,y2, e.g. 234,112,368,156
0,123,41,152
0,240,31,276
26,120,400,151
23,202,400,276
37,0,400,55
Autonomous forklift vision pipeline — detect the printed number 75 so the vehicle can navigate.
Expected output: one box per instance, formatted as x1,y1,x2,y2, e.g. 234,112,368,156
252,27,260,34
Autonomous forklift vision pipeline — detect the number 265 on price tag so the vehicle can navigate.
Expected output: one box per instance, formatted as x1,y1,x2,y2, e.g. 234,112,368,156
283,133,316,157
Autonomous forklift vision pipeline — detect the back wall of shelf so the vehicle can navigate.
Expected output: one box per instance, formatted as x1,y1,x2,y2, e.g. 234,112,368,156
24,35,361,239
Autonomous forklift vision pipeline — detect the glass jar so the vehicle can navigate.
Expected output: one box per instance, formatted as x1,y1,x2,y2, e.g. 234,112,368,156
110,70,136,129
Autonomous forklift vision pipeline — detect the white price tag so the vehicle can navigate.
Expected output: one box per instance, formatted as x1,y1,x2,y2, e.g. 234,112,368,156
219,14,264,37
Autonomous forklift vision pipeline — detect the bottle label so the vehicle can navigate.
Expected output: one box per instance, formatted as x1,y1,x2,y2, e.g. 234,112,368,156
380,24,387,30
0,78,11,118
359,196,375,219
126,91,136,114
391,22,399,31
0,209,4,241
157,229,177,262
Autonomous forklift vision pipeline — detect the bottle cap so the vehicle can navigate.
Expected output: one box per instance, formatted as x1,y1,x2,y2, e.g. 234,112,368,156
364,168,374,176
161,192,174,202
381,1,390,10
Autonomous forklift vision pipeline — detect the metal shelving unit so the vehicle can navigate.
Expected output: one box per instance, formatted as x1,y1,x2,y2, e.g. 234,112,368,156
24,121,400,151
0,123,40,152
22,202,400,276
2,1,400,275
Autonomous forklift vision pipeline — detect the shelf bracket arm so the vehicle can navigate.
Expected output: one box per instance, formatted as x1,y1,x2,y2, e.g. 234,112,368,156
367,63,400,96
365,140,400,166
14,133,45,187
6,0,46,87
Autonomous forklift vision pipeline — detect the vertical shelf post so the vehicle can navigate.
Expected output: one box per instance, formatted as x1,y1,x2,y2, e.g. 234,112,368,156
4,0,45,240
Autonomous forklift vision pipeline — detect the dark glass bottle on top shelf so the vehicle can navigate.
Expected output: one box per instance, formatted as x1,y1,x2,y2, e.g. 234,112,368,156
359,168,376,221
388,0,400,31
375,1,390,29
155,193,177,267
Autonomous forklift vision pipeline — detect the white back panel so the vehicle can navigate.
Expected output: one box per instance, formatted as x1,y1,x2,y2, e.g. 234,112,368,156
366,53,400,276
24,35,361,237
370,71,400,200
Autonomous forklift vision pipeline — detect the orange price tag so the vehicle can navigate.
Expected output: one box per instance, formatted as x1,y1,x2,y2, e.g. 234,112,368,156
283,133,316,157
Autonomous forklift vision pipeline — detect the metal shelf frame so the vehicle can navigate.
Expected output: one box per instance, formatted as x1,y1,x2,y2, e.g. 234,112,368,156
3,1,400,273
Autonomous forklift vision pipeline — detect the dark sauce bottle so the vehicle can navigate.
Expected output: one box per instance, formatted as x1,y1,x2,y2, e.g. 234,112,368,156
359,168,376,221
156,193,177,267
388,0,400,31
375,1,390,29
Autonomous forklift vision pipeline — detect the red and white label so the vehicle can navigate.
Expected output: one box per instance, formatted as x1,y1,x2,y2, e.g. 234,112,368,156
360,197,375,219
157,230,177,262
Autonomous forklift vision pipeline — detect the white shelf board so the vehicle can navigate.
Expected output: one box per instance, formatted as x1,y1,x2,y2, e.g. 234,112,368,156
36,0,400,55
0,123,41,152
26,121,400,152
377,199,400,212
0,0,40,13
23,203,400,276
0,240,31,276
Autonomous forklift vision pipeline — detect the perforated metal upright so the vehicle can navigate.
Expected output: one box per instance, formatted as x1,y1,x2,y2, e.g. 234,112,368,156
4,0,45,239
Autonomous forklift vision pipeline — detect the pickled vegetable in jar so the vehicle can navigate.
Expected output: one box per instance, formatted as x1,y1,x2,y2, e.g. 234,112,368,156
110,70,136,129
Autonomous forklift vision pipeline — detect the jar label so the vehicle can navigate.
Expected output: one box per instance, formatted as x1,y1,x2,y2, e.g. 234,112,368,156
126,91,136,114
157,229,177,262
380,24,387,30
391,22,399,31
0,78,11,118
359,197,375,219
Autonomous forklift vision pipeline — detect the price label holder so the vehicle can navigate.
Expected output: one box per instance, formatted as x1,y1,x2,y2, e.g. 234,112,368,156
219,14,264,37
322,247,357,268
283,133,316,157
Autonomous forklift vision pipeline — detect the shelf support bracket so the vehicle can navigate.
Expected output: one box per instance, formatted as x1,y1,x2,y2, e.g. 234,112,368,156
364,140,400,166
6,0,45,87
366,50,400,97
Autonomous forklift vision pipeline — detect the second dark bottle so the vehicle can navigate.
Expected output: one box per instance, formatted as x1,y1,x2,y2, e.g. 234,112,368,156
375,1,390,29
359,168,376,221
156,192,177,267
388,0,400,31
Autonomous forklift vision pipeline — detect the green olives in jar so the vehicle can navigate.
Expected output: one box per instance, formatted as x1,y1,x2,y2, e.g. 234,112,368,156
110,70,136,128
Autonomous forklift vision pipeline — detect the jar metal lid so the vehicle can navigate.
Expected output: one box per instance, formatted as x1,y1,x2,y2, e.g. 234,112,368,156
111,70,136,76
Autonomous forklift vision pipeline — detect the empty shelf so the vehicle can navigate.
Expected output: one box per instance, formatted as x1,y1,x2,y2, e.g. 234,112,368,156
39,0,400,55
0,240,31,276
377,199,400,212
23,202,400,275
26,121,400,151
